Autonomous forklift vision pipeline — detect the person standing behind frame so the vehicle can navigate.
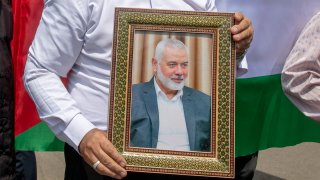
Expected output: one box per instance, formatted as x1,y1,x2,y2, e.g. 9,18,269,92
23,1,254,179
130,39,211,152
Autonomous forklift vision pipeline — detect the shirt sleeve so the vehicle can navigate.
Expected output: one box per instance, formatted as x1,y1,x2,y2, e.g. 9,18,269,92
281,12,320,122
236,56,248,77
23,0,95,151
29,0,87,77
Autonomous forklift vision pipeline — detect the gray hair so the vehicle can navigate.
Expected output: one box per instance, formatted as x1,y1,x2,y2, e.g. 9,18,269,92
154,39,187,63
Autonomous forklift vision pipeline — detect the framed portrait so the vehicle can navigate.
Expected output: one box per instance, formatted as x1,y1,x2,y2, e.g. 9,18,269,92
108,8,235,178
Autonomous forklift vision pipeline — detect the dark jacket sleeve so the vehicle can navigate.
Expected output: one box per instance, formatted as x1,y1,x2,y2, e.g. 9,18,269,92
0,0,13,39
0,0,15,179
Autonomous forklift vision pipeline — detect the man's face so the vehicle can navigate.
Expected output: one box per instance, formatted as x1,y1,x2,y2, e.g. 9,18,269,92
153,46,188,91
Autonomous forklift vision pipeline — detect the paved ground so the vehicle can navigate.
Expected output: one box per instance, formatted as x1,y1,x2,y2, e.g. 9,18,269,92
36,142,320,180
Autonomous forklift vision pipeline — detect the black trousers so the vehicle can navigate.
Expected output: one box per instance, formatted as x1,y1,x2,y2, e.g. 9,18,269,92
15,151,37,180
64,144,258,180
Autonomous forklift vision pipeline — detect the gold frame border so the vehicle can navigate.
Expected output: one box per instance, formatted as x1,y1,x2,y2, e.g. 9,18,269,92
109,8,235,178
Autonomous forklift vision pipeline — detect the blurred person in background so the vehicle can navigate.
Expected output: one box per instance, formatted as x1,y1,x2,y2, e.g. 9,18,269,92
0,1,37,179
282,12,320,122
0,0,15,179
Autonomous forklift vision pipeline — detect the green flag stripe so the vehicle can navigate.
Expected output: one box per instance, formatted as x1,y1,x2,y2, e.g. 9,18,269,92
236,74,320,156
15,122,64,151
15,74,320,157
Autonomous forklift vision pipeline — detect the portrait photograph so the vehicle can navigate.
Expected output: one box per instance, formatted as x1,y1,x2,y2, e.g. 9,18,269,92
129,30,215,153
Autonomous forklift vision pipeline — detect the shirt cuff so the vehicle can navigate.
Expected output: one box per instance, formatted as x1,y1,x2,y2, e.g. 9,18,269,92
62,113,96,153
236,55,248,77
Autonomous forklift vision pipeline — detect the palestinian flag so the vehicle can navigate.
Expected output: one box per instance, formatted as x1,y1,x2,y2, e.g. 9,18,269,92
12,0,63,151
13,0,320,157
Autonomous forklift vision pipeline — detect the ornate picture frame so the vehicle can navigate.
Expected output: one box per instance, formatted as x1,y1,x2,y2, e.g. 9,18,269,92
108,8,235,178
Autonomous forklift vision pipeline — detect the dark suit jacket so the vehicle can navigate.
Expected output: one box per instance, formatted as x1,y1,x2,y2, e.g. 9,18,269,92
130,79,211,151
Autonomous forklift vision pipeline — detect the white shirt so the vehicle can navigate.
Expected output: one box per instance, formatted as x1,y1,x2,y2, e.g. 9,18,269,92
154,79,190,151
282,12,320,122
24,0,247,152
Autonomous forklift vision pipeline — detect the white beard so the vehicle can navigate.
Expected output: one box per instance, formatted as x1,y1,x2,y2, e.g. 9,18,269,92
157,66,185,91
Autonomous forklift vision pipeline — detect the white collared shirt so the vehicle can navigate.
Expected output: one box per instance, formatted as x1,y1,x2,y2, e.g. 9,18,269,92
154,79,190,151
23,0,247,152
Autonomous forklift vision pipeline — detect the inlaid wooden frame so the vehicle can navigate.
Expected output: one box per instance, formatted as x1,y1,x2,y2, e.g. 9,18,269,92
108,8,235,178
